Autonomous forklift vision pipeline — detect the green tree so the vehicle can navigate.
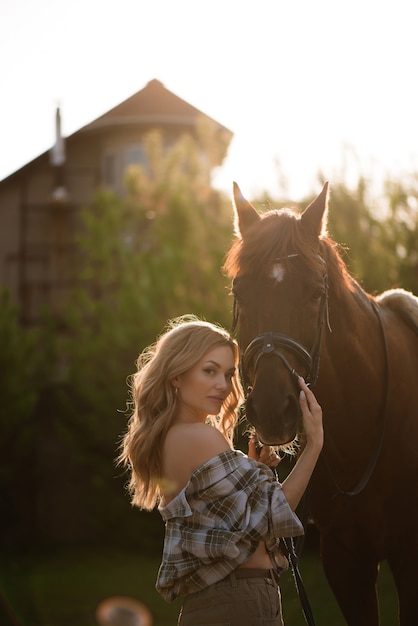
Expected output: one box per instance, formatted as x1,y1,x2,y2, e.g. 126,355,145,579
31,125,237,547
324,175,418,295
323,177,398,293
0,291,56,546
63,126,234,417
383,172,418,294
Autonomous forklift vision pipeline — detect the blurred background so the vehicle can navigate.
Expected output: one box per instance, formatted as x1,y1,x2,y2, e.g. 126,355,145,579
1,0,416,624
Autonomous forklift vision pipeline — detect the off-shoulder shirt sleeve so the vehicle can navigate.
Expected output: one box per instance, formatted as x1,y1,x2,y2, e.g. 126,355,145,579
156,449,303,602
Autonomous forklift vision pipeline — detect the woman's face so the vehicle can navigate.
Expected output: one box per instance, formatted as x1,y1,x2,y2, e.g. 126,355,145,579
174,345,236,422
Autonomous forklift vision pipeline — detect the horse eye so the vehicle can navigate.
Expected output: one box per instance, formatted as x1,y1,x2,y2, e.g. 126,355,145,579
311,288,324,302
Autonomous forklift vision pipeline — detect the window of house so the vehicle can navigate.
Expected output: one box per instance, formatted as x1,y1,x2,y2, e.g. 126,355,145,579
124,144,146,169
102,151,118,187
102,144,147,190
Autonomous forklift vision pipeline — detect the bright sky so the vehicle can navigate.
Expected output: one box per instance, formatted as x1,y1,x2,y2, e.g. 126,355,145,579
1,0,418,200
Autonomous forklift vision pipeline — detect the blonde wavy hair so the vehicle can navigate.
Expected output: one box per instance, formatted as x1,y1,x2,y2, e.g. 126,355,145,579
118,315,244,510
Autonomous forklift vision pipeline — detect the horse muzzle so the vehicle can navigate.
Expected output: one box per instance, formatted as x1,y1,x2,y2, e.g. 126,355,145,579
245,382,301,446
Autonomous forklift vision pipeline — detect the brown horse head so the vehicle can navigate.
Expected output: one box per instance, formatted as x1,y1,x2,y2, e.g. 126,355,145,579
225,182,334,445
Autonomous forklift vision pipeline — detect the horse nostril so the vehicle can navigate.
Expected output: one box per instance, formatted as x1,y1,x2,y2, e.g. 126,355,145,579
268,392,299,443
283,392,301,421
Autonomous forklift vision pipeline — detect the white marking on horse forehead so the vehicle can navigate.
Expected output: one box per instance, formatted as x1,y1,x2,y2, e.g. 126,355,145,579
270,262,286,283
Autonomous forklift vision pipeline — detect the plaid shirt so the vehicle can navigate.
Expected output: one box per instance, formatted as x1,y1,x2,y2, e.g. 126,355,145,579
156,449,304,602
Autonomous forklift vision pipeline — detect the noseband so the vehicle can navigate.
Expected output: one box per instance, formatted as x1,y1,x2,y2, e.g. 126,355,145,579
234,257,331,393
242,332,312,388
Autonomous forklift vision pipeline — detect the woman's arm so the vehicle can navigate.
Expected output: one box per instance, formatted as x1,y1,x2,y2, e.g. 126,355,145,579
247,377,323,511
281,377,323,510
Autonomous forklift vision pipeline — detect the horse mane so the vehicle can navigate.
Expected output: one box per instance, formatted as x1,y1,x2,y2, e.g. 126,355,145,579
223,208,355,298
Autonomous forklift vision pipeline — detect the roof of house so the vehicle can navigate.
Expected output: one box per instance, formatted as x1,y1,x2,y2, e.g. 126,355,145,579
80,79,231,132
1,79,232,183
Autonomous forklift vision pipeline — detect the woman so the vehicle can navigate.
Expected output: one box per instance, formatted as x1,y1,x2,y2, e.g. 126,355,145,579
119,315,323,625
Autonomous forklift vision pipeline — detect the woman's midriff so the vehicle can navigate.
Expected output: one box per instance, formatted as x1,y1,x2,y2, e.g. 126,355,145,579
238,541,272,569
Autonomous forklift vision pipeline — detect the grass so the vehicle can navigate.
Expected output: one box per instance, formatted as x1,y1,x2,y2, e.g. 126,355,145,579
0,547,398,625
281,552,398,625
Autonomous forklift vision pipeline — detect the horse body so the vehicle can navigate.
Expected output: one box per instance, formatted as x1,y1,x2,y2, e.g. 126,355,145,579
312,289,418,625
225,182,418,625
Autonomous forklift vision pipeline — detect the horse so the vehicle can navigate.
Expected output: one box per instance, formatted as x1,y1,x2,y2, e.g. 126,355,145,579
224,181,418,626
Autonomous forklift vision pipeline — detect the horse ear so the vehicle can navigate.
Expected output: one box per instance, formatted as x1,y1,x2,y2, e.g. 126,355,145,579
300,181,330,239
232,182,261,237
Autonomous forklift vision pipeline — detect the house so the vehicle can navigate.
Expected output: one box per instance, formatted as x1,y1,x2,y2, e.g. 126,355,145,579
0,79,232,324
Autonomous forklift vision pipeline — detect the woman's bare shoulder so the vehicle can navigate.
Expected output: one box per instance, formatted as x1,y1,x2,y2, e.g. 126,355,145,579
162,424,231,499
167,421,229,445
165,423,230,463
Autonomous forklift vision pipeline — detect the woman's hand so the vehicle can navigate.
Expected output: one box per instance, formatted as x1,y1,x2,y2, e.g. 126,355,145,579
298,377,323,452
248,435,281,468
281,378,324,510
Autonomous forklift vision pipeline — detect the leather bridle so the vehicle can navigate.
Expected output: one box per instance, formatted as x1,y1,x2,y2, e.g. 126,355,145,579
233,257,331,394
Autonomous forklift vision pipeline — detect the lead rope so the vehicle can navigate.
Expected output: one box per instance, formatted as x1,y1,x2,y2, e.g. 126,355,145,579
282,536,316,626
274,468,316,626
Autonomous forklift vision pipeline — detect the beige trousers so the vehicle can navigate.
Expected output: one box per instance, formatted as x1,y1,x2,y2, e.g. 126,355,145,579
178,569,284,626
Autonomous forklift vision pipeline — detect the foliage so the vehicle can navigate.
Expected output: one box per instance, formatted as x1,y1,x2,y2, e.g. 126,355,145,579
322,177,395,293
325,175,418,295
383,172,418,292
0,291,58,547
31,126,236,547
63,127,234,419
0,290,38,425
0,121,236,550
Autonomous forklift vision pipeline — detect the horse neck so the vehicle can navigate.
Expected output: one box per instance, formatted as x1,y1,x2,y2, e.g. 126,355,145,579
315,281,390,483
319,280,385,413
